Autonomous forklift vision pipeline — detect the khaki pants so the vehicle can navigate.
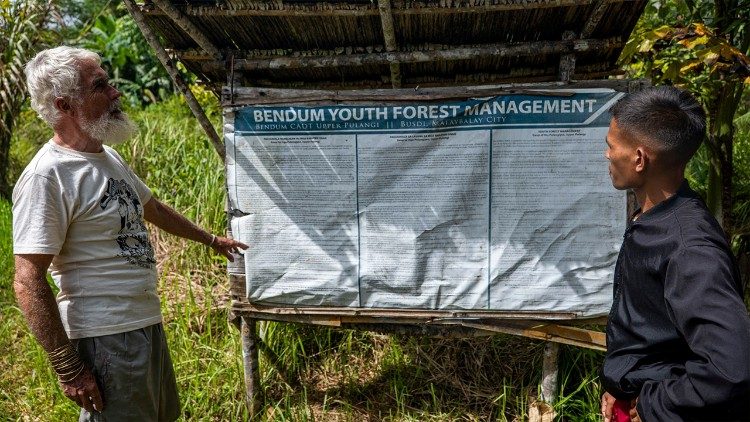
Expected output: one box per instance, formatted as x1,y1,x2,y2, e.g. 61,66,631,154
75,323,180,422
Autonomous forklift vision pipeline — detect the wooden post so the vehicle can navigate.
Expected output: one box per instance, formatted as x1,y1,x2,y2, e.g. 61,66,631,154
241,316,261,420
541,342,560,404
530,342,559,421
122,0,226,163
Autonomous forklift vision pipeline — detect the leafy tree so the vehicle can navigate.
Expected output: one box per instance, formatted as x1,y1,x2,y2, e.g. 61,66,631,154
77,3,173,106
45,0,174,106
620,0,750,236
0,0,176,196
620,0,750,294
0,0,54,197
734,113,750,299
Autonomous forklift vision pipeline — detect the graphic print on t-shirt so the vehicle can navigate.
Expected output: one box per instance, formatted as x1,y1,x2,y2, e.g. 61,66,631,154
100,178,156,268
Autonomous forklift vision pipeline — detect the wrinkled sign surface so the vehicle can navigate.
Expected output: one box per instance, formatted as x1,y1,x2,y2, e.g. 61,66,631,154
226,89,626,317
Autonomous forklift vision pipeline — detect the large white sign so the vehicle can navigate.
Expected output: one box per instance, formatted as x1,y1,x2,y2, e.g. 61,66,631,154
226,89,627,316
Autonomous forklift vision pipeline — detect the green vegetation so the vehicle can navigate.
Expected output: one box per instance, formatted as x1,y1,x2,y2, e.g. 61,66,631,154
0,0,54,197
0,92,605,420
1,0,748,420
0,0,176,195
620,0,750,264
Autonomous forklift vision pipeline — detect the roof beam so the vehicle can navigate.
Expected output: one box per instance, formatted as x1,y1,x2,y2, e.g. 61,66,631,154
221,68,624,96
151,0,222,59
377,0,402,88
140,0,628,17
206,37,622,72
169,45,391,61
580,0,610,38
222,79,631,105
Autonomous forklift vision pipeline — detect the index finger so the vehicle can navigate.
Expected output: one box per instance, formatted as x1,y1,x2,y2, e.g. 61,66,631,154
78,389,95,413
89,385,104,412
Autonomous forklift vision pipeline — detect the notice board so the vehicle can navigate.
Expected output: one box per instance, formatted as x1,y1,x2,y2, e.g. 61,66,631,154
226,88,627,317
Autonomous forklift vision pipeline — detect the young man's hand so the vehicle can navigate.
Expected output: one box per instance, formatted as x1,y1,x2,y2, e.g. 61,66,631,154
601,391,616,421
629,398,641,422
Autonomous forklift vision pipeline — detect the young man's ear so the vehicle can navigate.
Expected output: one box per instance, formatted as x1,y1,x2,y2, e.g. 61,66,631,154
634,147,648,173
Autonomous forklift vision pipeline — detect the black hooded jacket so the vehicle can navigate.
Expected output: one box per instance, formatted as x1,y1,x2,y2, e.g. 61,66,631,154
602,181,750,421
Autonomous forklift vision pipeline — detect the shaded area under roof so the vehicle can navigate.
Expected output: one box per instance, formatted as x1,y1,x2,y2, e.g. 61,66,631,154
133,0,647,91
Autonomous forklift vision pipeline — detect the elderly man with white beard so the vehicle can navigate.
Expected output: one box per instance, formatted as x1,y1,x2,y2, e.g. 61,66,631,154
11,46,248,421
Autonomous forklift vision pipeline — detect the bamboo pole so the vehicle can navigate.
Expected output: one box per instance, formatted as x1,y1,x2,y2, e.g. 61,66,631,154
140,0,627,16
151,0,222,59
377,0,402,88
214,37,622,72
122,0,225,163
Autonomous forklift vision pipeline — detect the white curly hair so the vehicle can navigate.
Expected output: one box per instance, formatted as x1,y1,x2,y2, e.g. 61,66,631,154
24,46,101,127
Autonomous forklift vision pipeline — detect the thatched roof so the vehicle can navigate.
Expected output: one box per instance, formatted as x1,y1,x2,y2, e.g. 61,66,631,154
132,0,646,91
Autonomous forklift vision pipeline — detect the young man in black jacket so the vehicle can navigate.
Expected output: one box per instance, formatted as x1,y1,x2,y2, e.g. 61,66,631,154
600,86,750,422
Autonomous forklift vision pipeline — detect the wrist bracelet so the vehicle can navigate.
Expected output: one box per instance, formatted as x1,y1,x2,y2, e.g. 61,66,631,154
209,234,217,247
49,343,85,383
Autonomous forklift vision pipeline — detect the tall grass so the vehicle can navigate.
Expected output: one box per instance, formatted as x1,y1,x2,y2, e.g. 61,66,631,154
1,91,606,421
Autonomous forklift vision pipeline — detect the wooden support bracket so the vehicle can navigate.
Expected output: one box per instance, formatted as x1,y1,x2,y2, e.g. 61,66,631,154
459,321,606,351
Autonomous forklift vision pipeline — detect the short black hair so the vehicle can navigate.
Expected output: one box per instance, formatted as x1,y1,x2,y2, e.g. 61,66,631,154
610,86,706,165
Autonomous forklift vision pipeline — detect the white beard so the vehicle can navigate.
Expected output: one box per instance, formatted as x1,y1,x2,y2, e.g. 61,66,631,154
80,106,139,145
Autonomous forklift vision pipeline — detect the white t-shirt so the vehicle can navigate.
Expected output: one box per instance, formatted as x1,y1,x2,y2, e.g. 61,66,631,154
12,141,162,339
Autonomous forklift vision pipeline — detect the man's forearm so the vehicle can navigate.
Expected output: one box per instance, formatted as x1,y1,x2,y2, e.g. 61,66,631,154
13,255,70,352
143,198,213,245
14,254,104,411
143,197,249,261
